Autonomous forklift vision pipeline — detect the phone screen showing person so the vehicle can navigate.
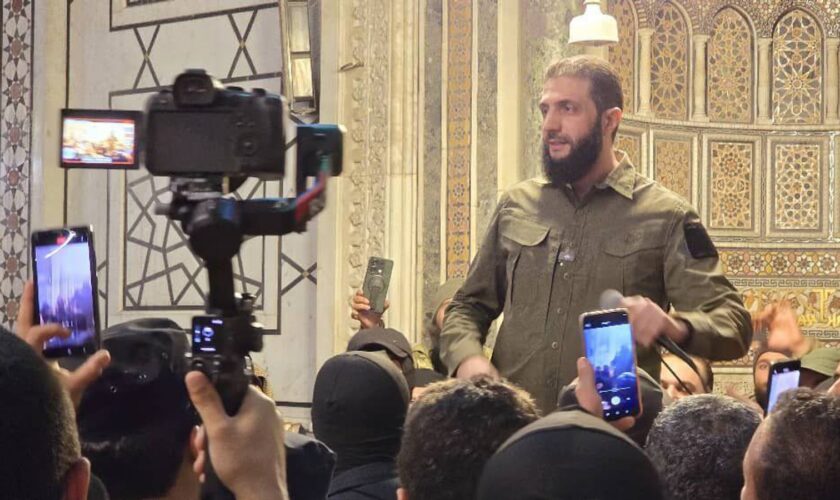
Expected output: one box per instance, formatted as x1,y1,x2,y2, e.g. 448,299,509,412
581,309,641,420
766,360,801,414
32,227,100,358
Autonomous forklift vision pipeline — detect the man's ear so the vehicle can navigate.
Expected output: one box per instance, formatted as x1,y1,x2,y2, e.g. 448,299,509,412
62,457,90,500
398,487,410,500
601,107,623,140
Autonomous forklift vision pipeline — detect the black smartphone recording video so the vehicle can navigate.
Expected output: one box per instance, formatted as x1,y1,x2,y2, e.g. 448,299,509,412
31,226,100,358
766,359,801,415
363,257,393,314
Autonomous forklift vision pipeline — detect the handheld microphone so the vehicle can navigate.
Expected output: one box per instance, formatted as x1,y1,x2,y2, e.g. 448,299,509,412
599,289,706,392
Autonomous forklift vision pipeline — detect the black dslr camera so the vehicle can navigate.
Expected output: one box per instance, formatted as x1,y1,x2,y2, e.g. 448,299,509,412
62,69,343,499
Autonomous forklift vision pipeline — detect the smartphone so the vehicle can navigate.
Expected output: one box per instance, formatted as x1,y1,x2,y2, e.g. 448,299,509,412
766,359,801,414
362,257,393,314
580,308,642,421
31,227,100,358
192,316,224,355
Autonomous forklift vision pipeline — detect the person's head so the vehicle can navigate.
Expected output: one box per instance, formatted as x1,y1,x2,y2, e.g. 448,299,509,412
799,347,840,389
397,376,539,500
660,353,713,400
476,410,662,500
540,55,623,186
425,278,465,343
405,368,446,403
347,327,415,376
742,389,840,500
645,394,761,500
77,318,198,500
312,351,409,474
0,329,90,500
753,349,789,409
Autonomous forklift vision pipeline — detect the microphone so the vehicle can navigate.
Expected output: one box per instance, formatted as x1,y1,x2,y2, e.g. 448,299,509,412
598,289,705,390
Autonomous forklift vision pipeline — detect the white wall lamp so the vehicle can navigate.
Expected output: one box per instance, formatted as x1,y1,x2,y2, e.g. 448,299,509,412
569,0,619,46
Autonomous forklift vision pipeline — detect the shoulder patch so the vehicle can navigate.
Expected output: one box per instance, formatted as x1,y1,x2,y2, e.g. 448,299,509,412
684,221,718,259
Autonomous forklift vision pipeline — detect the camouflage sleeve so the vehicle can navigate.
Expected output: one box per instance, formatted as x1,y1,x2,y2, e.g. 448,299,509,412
664,205,753,360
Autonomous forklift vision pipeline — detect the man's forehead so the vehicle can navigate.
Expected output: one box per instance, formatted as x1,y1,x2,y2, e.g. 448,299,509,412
540,75,592,101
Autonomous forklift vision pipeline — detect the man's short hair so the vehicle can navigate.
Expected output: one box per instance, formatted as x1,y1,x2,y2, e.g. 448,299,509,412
0,329,80,499
397,376,540,500
544,55,624,115
77,319,197,500
754,389,840,500
645,394,761,500
663,353,714,392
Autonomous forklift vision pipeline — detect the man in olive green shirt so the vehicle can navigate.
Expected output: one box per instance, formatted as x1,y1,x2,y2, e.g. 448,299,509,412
440,55,751,413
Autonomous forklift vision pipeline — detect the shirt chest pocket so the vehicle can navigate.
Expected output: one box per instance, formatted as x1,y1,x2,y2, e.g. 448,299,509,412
500,216,552,315
602,228,666,298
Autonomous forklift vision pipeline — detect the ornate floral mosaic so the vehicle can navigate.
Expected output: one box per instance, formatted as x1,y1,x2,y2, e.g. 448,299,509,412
650,2,689,120
773,143,821,230
721,249,840,277
616,134,641,168
608,0,636,113
654,138,691,200
772,9,822,124
709,141,753,229
708,8,753,123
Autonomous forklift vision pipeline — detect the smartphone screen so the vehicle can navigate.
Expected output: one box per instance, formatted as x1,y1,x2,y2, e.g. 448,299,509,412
32,227,99,357
767,360,801,414
581,309,641,420
192,316,224,355
60,109,141,169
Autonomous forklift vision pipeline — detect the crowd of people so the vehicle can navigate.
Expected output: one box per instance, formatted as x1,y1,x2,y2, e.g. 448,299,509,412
4,54,840,499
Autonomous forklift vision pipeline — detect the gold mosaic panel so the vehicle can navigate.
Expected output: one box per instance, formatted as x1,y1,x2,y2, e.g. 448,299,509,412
772,9,822,124
773,143,821,230
654,137,691,201
709,141,753,230
446,0,472,278
650,2,689,120
607,0,635,113
721,249,840,278
708,8,753,123
615,133,641,168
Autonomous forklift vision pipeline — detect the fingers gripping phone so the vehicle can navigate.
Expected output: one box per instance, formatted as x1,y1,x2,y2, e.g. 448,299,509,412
766,359,801,415
31,227,101,358
363,257,393,314
580,308,642,421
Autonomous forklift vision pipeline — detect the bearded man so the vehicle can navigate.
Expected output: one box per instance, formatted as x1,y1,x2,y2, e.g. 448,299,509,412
439,55,751,413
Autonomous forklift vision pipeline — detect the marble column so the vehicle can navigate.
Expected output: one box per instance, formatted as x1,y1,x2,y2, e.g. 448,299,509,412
691,34,709,122
826,38,839,124
638,28,654,117
757,37,773,124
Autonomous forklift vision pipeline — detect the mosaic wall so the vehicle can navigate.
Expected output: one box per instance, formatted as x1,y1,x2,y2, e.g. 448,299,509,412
772,9,823,124
707,8,753,123
650,2,689,120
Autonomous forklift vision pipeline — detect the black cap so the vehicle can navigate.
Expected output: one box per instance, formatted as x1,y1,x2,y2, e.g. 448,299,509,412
347,327,414,369
77,318,194,440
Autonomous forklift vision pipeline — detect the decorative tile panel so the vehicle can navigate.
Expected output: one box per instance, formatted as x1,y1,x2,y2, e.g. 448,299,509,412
770,141,825,234
607,0,636,114
446,0,472,278
653,136,692,201
772,9,822,124
616,133,641,169
708,7,753,123
709,141,754,230
650,1,689,120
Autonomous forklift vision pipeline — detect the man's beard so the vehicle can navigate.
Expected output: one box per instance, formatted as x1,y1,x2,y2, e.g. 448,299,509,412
542,119,603,187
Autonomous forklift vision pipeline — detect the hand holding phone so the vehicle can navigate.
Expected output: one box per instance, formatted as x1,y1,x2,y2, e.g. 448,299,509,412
362,257,393,315
580,308,642,421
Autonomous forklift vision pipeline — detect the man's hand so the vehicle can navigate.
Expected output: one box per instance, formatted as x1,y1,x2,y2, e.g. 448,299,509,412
753,302,809,357
350,290,388,329
455,355,499,379
187,371,288,500
15,281,110,408
621,296,689,347
574,357,636,432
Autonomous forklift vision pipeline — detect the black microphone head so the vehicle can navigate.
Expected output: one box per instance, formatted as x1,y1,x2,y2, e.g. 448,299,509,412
600,289,624,310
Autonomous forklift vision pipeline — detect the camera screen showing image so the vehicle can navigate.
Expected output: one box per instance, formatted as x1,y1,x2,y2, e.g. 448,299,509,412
193,317,224,354
34,231,96,352
61,110,141,169
583,310,640,420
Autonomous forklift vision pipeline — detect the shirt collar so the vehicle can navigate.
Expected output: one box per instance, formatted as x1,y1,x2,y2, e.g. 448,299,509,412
594,150,636,200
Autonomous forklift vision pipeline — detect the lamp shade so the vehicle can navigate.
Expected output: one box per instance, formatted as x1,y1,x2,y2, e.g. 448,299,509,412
569,0,619,46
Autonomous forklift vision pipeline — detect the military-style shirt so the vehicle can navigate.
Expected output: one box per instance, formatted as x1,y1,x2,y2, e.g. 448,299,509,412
440,153,752,413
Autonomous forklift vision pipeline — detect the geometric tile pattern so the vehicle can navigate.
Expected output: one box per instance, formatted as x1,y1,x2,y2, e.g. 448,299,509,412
608,0,636,114
446,0,472,278
654,137,692,201
616,133,641,168
709,141,753,229
0,0,32,328
772,9,822,124
721,249,840,278
708,8,753,123
651,1,689,120
772,143,821,230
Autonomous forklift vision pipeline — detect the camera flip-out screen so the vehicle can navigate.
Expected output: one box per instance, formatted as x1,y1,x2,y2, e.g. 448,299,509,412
60,109,141,169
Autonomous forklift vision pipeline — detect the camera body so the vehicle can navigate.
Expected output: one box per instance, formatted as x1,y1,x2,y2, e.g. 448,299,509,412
145,69,287,180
